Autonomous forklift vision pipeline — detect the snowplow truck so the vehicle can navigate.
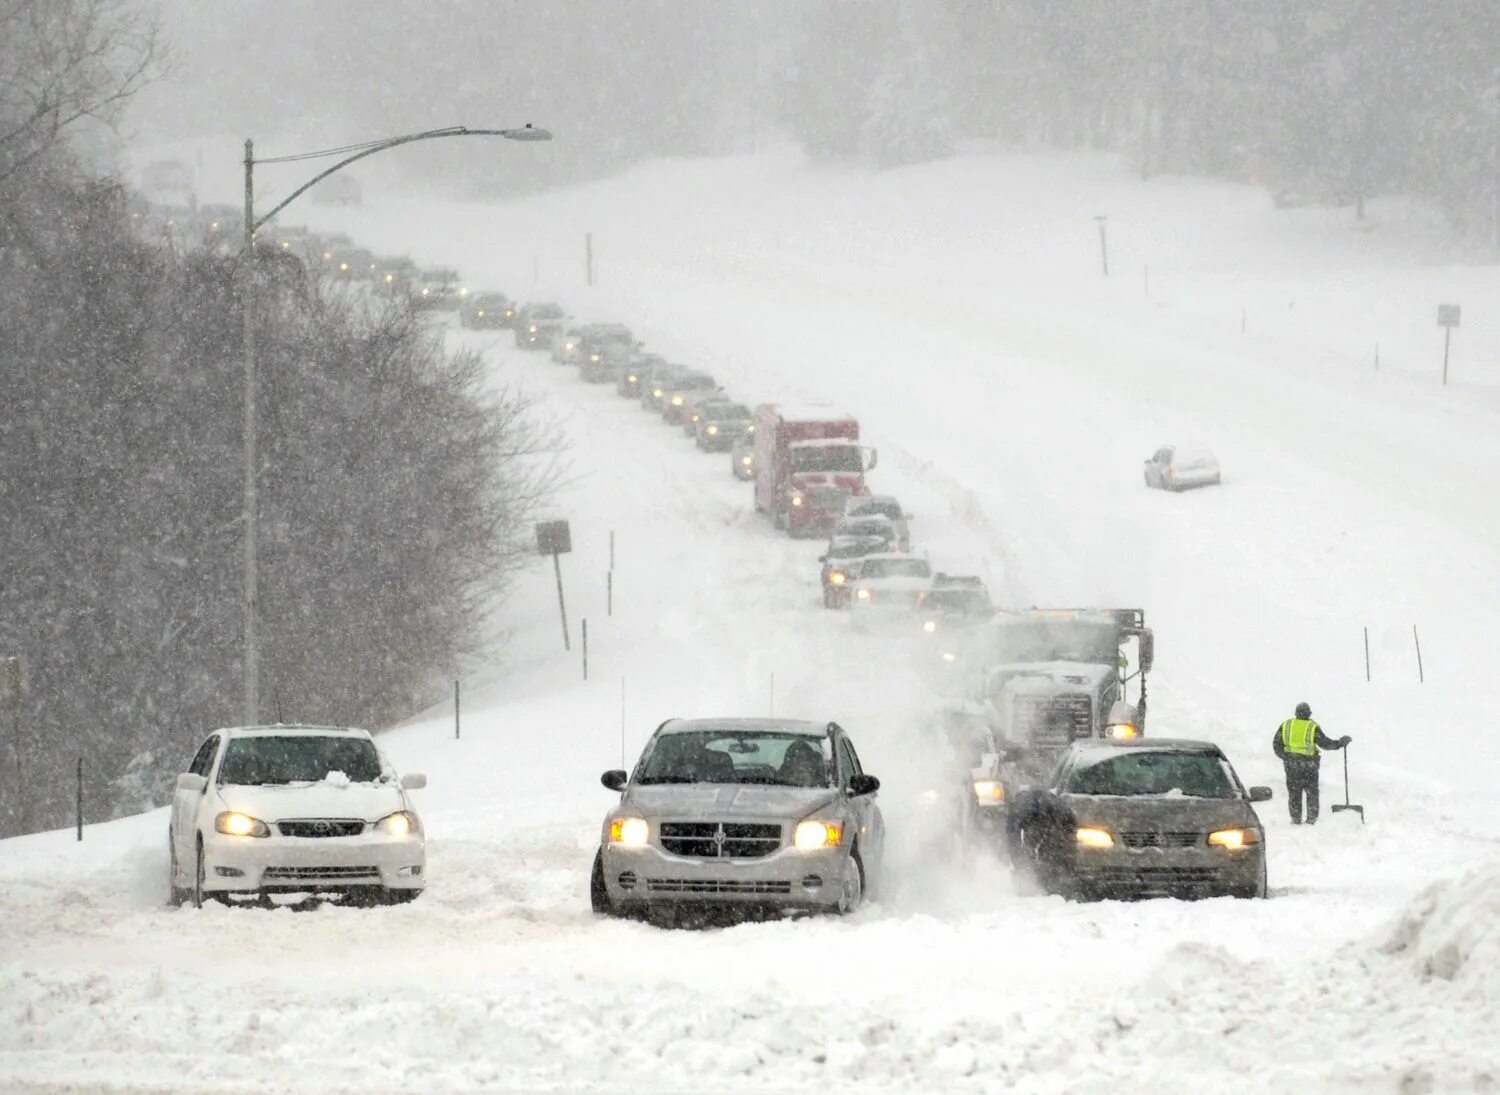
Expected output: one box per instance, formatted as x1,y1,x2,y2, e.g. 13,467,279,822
976,609,1154,788
752,404,877,538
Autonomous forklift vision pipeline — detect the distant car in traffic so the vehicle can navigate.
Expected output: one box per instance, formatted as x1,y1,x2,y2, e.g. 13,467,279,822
168,724,427,909
592,717,884,919
1144,445,1222,491
461,292,513,329
842,494,911,552
680,389,728,436
516,302,565,349
819,534,889,608
579,324,636,383
848,554,934,619
695,401,754,451
916,574,994,634
327,247,376,280
661,373,719,424
416,267,461,309
618,353,666,398
553,325,587,366
1006,738,1270,901
731,429,756,480
374,255,418,292
641,362,688,410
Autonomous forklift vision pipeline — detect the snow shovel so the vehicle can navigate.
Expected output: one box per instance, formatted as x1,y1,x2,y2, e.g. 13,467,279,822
1330,747,1364,823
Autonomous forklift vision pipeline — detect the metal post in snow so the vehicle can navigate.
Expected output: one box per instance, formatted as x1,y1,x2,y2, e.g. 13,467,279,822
1413,625,1425,683
607,571,613,618
1442,326,1452,385
75,756,82,841
1094,215,1109,276
1363,627,1371,682
553,551,570,652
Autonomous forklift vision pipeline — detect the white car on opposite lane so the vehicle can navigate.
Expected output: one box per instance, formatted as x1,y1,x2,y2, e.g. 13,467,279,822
168,724,427,908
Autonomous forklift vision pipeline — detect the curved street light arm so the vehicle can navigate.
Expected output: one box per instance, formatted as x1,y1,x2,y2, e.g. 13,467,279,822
248,125,550,240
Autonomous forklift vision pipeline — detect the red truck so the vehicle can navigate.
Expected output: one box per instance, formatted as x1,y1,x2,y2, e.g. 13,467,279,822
753,404,877,537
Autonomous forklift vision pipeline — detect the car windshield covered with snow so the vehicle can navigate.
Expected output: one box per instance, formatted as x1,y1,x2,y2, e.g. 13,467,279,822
836,516,895,541
527,302,564,319
827,535,885,560
846,497,902,522
636,730,830,788
1065,750,1237,799
988,618,1121,665
858,557,932,580
217,735,383,786
791,443,863,474
701,402,751,422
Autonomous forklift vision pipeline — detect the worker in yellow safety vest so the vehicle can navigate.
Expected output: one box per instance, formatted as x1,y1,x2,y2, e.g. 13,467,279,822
1271,702,1351,825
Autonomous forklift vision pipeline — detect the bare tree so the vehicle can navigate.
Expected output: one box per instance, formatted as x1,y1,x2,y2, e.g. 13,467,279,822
0,0,162,182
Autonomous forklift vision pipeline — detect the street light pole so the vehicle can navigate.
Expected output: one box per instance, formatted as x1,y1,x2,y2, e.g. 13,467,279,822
237,123,551,725
241,138,259,724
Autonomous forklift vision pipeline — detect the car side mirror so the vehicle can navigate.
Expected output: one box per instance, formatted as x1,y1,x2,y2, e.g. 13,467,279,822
848,773,880,796
1137,630,1155,674
817,555,827,562
401,773,427,790
601,769,628,792
176,773,207,794
864,447,879,471
1248,785,1273,803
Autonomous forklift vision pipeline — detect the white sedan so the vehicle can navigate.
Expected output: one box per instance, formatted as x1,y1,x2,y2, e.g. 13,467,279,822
1143,444,1222,491
168,724,427,908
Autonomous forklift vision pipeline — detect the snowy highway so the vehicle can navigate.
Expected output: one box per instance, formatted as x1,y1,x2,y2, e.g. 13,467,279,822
4,148,1499,1093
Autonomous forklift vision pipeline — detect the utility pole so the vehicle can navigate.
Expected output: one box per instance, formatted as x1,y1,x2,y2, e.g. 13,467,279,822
241,138,259,725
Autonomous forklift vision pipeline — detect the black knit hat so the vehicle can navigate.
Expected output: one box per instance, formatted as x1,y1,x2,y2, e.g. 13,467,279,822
1295,702,1312,719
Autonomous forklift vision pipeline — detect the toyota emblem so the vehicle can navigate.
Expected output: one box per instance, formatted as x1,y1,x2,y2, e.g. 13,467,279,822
313,820,330,834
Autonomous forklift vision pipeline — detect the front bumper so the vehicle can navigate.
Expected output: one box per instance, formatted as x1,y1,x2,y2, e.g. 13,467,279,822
601,841,849,910
1069,845,1262,898
201,830,426,893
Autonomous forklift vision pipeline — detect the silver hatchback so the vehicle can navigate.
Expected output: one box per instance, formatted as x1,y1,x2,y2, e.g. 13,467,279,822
592,718,885,918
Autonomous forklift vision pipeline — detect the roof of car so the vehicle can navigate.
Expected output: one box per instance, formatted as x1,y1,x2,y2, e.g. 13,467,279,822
857,552,925,565
788,438,861,449
1070,738,1224,755
215,724,373,739
848,494,899,507
656,717,829,738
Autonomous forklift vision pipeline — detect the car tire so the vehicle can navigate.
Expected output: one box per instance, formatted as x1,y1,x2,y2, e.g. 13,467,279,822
1231,861,1269,900
836,849,865,915
191,836,206,910
168,833,189,908
381,889,421,905
590,851,618,917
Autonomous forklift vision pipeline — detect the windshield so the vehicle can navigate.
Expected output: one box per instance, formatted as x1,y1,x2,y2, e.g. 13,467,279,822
791,445,863,474
828,537,882,559
860,558,932,579
988,620,1121,665
923,589,991,614
676,376,716,391
1066,752,1236,798
218,735,383,785
840,519,893,540
706,404,750,421
530,304,563,318
637,731,831,787
849,500,901,521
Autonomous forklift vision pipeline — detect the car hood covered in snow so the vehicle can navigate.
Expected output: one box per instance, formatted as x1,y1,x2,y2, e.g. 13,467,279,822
216,780,408,823
1063,793,1260,833
623,783,839,819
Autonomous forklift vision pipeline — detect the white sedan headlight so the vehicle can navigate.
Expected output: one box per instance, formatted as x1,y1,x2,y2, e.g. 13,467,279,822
793,819,843,850
214,811,269,838
378,810,422,838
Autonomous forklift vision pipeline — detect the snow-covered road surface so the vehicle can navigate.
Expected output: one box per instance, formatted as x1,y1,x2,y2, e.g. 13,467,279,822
4,146,1499,1093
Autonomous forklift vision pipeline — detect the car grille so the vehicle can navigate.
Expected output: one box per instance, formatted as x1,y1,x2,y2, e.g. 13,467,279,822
262,865,380,881
1015,694,1093,749
1081,866,1221,885
646,878,792,896
1119,831,1202,849
277,819,366,838
659,822,782,859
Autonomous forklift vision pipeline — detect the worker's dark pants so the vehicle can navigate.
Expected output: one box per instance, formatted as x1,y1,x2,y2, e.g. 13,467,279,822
1284,758,1320,824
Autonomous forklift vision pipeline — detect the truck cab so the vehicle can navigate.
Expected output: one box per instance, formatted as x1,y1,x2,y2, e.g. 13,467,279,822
753,405,877,538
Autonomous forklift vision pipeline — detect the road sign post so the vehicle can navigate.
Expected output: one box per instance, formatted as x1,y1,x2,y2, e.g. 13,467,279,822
1437,304,1461,385
536,520,573,652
